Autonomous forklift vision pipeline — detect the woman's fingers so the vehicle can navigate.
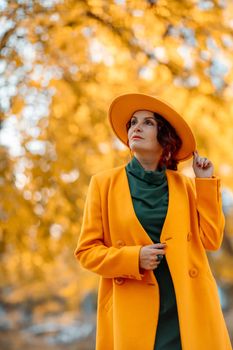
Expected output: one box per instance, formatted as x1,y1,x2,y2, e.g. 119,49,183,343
139,244,166,270
193,150,211,169
150,259,159,267
150,243,167,248
150,243,166,256
193,149,214,178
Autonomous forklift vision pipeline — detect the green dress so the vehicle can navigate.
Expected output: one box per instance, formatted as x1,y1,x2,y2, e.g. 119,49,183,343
126,157,182,350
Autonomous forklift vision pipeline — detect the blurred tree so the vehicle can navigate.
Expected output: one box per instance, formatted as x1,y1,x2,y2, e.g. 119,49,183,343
0,0,233,310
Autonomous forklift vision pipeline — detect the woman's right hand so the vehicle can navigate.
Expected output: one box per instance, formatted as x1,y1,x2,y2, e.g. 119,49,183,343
139,243,166,270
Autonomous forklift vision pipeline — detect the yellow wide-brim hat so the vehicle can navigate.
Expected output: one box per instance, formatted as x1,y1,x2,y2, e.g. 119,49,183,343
108,93,196,161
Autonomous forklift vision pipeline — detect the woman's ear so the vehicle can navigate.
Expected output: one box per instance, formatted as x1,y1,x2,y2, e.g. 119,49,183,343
166,151,171,161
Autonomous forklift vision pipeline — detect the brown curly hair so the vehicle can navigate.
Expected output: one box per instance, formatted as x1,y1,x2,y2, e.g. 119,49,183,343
153,113,182,170
126,112,182,170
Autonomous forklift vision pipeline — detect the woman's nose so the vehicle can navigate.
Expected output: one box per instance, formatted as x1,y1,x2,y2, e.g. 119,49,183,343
133,124,142,132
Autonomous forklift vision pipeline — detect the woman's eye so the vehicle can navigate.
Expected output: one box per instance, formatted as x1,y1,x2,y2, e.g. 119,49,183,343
129,118,154,127
130,119,136,126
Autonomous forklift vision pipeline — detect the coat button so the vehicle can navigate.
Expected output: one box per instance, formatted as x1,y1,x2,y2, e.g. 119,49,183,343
189,268,199,278
187,232,193,241
116,240,125,248
114,277,125,285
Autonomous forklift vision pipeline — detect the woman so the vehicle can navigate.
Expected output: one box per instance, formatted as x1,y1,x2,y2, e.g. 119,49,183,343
75,93,232,350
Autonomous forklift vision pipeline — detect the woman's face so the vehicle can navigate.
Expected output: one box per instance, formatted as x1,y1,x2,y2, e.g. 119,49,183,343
127,110,163,157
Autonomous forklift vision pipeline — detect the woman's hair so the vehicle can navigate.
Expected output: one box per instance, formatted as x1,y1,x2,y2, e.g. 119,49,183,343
126,112,182,170
153,113,182,170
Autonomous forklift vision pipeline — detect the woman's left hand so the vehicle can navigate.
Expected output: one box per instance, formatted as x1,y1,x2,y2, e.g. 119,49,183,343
192,150,214,178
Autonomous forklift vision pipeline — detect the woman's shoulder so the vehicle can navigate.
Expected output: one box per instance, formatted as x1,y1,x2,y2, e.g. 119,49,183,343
92,164,126,182
166,169,195,188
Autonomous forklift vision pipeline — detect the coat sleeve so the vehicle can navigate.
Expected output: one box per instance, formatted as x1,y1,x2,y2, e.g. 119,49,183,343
195,177,225,251
74,175,144,280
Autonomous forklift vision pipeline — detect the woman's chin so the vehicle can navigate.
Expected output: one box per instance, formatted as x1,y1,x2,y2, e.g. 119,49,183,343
130,146,142,153
130,145,152,154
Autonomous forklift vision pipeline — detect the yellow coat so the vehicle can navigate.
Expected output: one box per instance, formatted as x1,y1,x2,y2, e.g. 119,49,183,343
75,165,232,350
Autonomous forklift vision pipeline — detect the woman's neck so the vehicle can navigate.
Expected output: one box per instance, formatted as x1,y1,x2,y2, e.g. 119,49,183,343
134,154,161,171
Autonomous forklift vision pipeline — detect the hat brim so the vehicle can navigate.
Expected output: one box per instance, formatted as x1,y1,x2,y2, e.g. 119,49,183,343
108,93,196,161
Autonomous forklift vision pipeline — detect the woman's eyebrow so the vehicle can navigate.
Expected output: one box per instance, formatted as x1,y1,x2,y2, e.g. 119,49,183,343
131,115,155,120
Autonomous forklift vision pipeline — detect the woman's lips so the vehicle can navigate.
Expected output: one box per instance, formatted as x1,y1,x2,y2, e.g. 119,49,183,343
132,136,143,140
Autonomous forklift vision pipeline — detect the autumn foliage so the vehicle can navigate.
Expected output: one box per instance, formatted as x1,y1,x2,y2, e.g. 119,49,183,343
0,0,233,342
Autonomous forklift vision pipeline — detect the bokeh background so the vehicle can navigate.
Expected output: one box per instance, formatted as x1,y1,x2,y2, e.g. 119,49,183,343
0,0,233,349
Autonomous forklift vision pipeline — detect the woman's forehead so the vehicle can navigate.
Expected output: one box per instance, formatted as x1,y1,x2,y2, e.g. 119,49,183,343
131,110,154,118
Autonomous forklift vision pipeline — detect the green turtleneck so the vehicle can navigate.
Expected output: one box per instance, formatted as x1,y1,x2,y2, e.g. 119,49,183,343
126,157,182,350
126,156,168,242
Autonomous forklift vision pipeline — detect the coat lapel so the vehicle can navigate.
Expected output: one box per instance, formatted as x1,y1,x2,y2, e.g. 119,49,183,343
160,169,178,243
118,166,154,245
117,166,180,244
